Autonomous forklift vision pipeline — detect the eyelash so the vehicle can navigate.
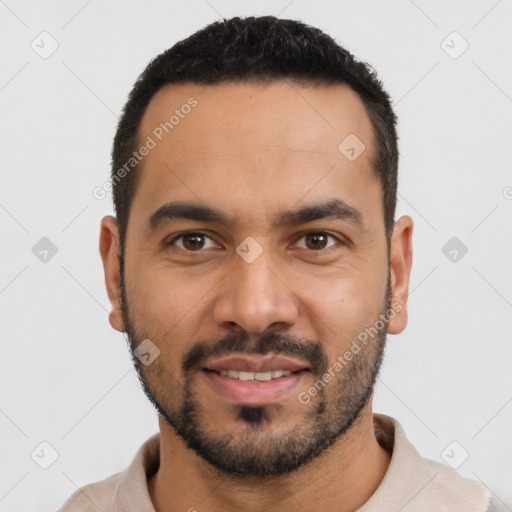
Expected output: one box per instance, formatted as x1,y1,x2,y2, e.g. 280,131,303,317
165,231,345,255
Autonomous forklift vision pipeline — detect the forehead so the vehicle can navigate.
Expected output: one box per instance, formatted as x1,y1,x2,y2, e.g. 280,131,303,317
131,80,381,231
139,80,375,155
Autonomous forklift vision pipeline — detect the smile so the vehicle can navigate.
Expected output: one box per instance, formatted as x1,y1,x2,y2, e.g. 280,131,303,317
202,368,309,406
205,368,307,382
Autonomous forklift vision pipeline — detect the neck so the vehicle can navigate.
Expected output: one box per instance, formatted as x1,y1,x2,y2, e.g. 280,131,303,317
148,405,391,512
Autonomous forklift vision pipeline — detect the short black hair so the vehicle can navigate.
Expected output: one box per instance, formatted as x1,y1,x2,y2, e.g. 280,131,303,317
112,15,398,251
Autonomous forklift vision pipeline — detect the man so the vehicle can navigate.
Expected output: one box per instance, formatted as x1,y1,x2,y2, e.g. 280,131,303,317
59,15,492,512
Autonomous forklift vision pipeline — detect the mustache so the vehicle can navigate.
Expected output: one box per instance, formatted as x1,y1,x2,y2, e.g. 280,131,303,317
182,331,329,377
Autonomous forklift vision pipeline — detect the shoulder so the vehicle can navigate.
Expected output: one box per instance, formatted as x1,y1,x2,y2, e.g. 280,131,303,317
371,414,492,512
57,433,160,512
57,472,122,511
419,456,492,511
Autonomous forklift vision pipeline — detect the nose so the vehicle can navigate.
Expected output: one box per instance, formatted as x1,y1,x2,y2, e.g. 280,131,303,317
213,249,299,335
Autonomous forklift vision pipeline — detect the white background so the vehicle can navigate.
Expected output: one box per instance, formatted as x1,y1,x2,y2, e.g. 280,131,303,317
1,0,511,510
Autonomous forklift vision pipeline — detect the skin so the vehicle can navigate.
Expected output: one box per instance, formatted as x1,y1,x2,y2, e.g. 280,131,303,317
99,81,413,511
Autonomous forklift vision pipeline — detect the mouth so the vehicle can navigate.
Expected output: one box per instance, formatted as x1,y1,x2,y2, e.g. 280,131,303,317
203,354,310,374
203,368,309,382
201,354,310,406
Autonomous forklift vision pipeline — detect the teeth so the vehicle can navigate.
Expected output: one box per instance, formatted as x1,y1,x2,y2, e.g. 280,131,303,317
218,369,294,381
238,371,254,381
254,371,272,381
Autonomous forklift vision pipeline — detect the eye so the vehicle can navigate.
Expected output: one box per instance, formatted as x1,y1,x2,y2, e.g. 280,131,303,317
166,232,218,252
165,230,344,255
294,231,341,251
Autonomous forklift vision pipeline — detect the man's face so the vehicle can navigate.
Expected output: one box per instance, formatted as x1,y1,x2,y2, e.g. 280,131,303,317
105,81,406,477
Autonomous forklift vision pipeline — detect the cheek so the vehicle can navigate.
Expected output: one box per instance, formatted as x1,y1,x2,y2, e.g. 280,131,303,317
125,263,216,339
308,283,382,329
295,265,387,347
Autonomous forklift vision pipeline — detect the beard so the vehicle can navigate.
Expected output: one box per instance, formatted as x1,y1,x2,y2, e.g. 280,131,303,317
119,259,390,478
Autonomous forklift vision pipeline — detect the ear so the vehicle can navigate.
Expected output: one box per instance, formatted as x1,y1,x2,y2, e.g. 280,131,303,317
387,215,413,335
99,215,125,332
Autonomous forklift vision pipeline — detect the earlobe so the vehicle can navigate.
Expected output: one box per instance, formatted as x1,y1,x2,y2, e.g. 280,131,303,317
387,215,413,335
109,309,125,332
99,215,126,333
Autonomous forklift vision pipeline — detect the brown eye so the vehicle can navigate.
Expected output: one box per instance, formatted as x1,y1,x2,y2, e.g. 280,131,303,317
182,234,205,250
167,232,217,252
295,231,339,251
306,232,328,250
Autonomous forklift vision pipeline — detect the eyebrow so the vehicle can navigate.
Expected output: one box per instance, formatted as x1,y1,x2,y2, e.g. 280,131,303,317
148,198,363,232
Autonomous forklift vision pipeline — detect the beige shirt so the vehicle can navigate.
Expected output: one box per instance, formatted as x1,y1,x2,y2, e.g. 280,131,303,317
58,413,492,511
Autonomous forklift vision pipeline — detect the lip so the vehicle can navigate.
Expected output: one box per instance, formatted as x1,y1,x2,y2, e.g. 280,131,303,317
202,369,308,406
203,354,310,373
